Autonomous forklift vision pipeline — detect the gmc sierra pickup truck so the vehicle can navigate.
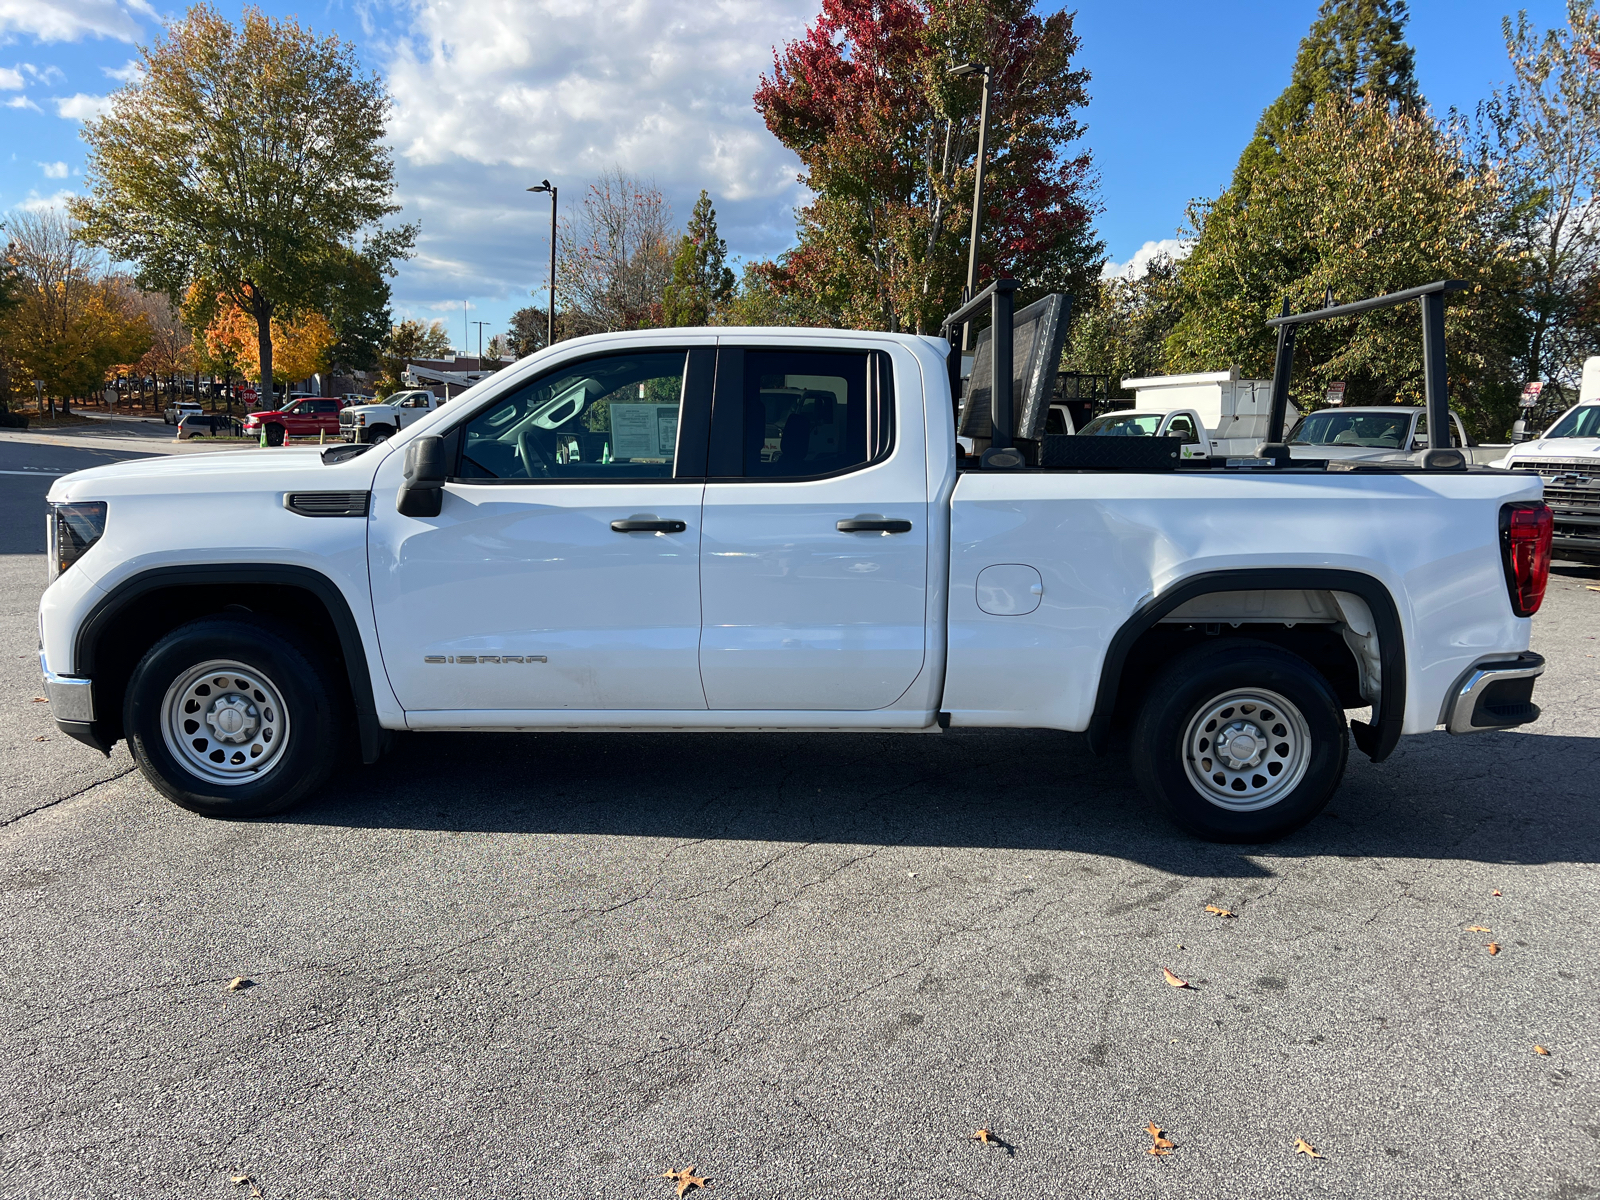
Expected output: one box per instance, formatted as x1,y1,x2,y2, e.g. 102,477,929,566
38,280,1553,841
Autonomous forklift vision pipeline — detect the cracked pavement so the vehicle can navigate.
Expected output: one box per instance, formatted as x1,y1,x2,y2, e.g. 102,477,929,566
1,441,1598,1199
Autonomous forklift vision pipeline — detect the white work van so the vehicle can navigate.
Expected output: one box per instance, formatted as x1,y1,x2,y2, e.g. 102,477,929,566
38,282,1552,842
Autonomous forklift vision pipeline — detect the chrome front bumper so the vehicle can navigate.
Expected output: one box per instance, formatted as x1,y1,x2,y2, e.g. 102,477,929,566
1441,652,1545,734
39,650,95,723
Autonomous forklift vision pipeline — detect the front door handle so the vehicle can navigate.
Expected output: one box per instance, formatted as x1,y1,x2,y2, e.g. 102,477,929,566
837,517,913,534
611,518,687,533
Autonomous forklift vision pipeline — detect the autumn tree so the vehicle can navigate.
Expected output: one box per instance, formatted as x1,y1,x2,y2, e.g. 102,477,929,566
1477,0,1600,424
557,170,675,335
71,5,414,409
1,210,151,413
753,0,1103,334
205,298,336,389
662,191,736,326
0,224,23,412
1166,99,1518,434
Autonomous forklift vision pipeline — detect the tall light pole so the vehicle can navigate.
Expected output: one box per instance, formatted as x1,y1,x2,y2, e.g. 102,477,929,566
948,62,992,352
527,180,558,348
470,320,490,361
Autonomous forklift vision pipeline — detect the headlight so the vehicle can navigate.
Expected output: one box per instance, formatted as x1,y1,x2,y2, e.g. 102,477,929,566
47,501,108,583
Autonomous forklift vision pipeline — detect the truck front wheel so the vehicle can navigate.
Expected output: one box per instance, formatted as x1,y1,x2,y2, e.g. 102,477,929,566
124,615,342,818
1131,640,1347,842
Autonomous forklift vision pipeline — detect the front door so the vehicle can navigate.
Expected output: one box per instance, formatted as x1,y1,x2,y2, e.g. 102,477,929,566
369,344,714,714
698,344,929,710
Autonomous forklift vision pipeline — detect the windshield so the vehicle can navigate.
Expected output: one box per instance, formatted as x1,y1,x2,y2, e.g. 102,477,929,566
1545,404,1600,439
1287,411,1411,448
1079,413,1162,437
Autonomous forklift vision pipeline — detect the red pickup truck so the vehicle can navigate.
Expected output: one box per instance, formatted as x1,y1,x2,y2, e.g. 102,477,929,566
242,397,350,445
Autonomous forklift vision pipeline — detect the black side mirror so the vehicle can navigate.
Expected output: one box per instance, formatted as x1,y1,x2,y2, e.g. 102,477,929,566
397,436,446,518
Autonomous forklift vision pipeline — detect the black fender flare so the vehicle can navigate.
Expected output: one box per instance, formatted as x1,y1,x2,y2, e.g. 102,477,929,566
1086,568,1406,763
75,563,386,764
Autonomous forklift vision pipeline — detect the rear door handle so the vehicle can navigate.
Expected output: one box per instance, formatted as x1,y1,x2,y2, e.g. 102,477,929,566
611,518,687,533
837,517,913,534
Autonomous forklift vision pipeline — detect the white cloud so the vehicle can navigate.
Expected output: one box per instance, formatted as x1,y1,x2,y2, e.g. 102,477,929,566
0,0,149,43
102,58,142,83
39,160,69,178
23,63,66,84
379,0,815,308
14,189,76,213
53,92,111,120
0,66,23,89
5,94,42,112
1101,238,1192,281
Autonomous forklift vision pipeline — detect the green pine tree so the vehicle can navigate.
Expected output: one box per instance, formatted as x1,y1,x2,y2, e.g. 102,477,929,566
662,191,735,327
1234,0,1421,185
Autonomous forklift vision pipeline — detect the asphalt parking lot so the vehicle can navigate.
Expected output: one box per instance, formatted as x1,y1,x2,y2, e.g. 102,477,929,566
1,435,1597,1199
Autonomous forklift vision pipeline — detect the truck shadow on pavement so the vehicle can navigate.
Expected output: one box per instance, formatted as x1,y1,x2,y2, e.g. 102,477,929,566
286,722,1599,878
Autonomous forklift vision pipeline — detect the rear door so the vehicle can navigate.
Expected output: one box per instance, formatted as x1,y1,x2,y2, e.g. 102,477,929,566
698,342,928,710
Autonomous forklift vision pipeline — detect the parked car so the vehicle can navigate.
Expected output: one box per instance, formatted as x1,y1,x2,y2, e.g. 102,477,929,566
38,292,1552,842
338,390,443,443
1286,406,1471,462
163,401,203,426
241,396,349,445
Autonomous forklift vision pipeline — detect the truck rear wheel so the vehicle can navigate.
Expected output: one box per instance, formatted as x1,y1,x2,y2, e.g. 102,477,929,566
124,615,341,818
263,423,285,447
1131,640,1347,842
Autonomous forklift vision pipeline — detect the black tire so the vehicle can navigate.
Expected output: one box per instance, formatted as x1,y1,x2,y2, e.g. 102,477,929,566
366,424,394,443
124,615,342,818
263,423,286,447
1131,639,1348,842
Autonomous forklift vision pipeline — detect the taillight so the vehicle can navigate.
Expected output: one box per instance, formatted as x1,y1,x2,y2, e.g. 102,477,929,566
1501,501,1552,617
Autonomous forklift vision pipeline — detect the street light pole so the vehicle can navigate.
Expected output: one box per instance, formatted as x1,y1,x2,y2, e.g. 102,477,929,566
470,320,490,361
948,63,992,353
527,180,558,348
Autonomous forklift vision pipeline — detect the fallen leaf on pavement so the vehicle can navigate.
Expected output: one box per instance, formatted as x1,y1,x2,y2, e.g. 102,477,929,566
1162,967,1193,989
1535,1045,1551,1056
1487,943,1501,956
1492,890,1502,896
972,1129,996,1144
1204,905,1237,918
1586,585,1600,592
660,1167,710,1196
1293,1138,1324,1159
1146,1121,1175,1155
230,1177,250,1186
31,697,47,703
33,736,48,741
226,977,252,991
1465,926,1491,932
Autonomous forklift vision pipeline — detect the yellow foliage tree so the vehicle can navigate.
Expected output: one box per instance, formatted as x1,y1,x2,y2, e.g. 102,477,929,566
205,295,335,391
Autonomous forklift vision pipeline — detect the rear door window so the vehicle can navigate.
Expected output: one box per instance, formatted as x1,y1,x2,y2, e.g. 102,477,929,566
722,349,893,479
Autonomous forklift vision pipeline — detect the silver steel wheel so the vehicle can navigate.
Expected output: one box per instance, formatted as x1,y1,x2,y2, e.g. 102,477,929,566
160,660,290,787
1181,688,1311,812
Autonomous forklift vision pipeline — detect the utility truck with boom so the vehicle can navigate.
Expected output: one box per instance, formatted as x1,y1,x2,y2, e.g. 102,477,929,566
39,279,1552,841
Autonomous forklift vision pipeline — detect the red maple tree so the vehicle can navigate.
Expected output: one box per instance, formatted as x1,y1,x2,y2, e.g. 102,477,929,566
752,0,1103,333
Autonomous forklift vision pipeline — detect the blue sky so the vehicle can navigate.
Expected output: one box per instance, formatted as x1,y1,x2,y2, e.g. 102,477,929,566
0,0,1573,352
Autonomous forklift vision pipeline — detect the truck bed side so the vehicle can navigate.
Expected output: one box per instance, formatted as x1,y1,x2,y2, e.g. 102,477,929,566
943,469,1542,738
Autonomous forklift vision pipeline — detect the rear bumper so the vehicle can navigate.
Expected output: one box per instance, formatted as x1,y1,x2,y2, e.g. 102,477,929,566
1441,652,1545,734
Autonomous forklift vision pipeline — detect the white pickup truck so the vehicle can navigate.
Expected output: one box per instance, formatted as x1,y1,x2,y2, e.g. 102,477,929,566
338,389,443,443
1492,356,1600,563
37,282,1554,841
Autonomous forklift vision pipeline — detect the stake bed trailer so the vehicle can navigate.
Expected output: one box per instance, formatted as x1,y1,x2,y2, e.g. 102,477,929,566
38,280,1552,841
